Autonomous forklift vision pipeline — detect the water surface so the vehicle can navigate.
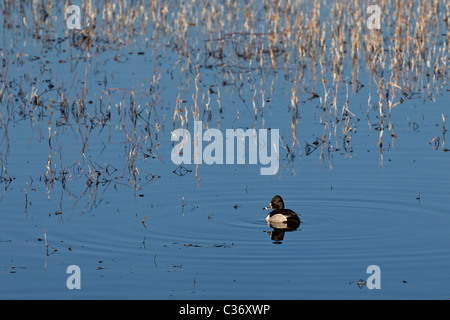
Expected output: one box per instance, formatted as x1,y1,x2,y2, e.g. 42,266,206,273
0,0,449,299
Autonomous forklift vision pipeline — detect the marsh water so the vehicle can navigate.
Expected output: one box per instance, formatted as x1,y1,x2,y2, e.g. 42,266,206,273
0,0,449,299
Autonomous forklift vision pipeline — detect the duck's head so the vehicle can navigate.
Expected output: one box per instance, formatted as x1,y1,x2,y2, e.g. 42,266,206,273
263,195,285,211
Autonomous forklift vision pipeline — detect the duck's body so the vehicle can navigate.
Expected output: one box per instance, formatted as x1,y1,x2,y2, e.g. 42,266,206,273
265,209,300,224
264,195,301,226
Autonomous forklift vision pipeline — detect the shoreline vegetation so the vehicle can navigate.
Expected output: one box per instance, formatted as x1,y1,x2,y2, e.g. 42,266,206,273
0,0,448,204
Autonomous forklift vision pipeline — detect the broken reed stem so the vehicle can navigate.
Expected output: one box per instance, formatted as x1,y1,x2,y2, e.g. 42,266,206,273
0,153,12,182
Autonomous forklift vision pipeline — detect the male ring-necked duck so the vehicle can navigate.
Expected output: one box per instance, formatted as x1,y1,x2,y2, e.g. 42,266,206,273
263,195,301,227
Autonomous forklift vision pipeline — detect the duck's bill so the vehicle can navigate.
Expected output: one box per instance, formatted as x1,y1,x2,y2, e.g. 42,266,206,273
263,203,272,210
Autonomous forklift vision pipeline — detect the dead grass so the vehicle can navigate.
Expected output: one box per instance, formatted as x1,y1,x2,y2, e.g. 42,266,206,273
0,0,448,198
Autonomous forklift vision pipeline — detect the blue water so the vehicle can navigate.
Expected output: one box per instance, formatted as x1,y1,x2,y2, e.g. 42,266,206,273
1,0,449,299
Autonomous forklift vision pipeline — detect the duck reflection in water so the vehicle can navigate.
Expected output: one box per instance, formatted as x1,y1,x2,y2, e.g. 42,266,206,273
263,195,301,243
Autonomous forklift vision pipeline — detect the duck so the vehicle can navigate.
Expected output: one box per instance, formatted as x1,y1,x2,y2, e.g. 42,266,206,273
263,195,301,228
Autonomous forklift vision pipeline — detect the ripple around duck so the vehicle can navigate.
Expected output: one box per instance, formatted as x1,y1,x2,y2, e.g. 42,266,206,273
147,171,449,250
73,161,449,298
2,171,448,299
